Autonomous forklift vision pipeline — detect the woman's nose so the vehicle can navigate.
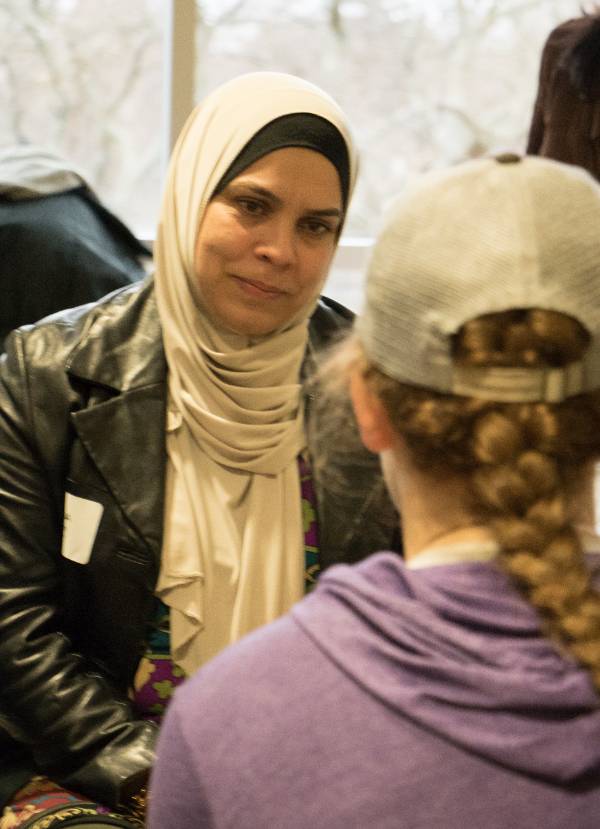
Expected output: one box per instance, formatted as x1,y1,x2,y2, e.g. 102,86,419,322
254,219,297,267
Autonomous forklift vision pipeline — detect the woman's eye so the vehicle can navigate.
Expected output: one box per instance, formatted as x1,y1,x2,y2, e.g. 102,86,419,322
301,219,335,238
237,198,266,216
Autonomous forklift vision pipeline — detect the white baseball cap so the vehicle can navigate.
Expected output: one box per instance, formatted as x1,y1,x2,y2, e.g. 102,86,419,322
357,154,600,403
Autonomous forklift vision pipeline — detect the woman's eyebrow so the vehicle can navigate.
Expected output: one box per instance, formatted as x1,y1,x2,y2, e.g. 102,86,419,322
309,208,342,218
227,183,279,203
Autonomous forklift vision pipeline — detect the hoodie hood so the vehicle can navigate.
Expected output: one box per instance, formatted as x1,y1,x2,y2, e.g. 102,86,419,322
292,552,600,784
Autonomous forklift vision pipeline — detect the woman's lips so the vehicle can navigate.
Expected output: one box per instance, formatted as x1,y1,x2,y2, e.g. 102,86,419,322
232,275,285,297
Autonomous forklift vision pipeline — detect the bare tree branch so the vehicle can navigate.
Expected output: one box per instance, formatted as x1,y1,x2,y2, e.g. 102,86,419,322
0,55,26,141
329,0,344,38
216,0,248,24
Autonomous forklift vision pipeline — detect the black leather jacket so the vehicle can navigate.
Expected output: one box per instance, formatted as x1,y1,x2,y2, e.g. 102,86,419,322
0,277,398,809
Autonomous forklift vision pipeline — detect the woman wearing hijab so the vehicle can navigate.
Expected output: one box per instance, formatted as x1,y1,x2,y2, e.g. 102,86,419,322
0,73,397,828
527,8,600,179
149,154,600,829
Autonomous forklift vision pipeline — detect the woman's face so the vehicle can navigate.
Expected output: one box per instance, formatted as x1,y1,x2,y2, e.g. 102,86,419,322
193,146,343,336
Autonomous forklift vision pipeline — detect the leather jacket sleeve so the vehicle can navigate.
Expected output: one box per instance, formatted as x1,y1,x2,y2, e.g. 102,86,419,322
0,326,157,808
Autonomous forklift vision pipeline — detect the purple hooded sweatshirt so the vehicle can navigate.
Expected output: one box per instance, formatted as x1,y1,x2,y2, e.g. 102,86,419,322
148,552,600,828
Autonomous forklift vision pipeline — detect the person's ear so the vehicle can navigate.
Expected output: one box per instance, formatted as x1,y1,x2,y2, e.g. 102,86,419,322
349,370,396,453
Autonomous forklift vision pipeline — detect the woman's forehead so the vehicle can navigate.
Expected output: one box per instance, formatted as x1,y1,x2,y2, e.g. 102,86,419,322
225,147,343,208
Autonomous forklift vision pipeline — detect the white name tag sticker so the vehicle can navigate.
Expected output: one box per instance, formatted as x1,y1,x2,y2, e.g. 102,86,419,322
61,493,104,564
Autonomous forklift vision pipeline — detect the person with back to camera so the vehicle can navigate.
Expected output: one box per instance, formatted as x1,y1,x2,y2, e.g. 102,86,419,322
148,153,600,828
0,72,398,828
527,6,600,177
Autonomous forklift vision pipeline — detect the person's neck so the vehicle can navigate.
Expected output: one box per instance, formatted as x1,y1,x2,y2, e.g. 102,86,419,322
392,458,496,564
398,461,597,564
403,521,496,564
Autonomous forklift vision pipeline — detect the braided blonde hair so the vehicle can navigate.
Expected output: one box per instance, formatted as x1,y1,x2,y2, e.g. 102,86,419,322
354,308,600,690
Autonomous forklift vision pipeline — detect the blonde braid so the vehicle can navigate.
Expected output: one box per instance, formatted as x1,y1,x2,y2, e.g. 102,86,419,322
470,408,600,688
361,309,600,691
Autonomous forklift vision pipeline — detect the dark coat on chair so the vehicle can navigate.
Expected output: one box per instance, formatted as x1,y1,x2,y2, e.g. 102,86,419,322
0,186,149,348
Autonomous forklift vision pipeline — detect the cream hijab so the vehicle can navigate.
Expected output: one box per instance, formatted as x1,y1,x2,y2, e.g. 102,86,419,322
154,73,357,675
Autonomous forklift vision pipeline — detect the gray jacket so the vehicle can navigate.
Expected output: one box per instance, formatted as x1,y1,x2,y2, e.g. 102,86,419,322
0,277,398,809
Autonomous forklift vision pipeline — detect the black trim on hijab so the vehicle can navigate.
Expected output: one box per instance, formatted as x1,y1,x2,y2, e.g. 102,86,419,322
212,113,351,209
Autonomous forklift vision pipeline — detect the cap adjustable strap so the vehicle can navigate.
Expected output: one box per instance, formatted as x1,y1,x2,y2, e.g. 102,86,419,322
451,361,587,403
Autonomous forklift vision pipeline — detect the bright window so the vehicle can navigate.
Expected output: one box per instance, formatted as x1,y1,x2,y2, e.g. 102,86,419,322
0,0,587,306
0,0,164,234
190,0,585,240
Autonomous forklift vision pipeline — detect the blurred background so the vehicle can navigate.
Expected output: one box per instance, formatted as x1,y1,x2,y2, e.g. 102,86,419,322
0,0,586,306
